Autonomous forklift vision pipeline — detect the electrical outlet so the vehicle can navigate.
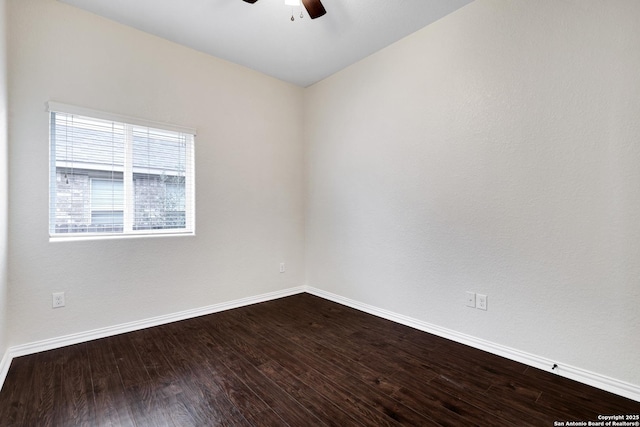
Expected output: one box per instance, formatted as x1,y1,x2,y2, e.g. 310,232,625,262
279,262,286,273
52,292,65,308
477,294,487,311
465,291,476,308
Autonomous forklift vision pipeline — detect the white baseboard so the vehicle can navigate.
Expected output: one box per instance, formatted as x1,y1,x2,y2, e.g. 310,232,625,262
306,286,640,403
0,286,305,390
1,285,638,403
0,350,11,393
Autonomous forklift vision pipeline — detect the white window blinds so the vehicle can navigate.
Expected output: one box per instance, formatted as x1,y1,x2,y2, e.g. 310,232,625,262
48,103,195,239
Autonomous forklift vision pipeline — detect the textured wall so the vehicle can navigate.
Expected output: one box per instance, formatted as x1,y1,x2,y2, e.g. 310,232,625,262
305,0,640,385
0,0,8,357
7,0,305,345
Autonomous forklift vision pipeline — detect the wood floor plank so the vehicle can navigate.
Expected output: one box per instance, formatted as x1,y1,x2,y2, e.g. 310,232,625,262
0,357,34,426
128,329,182,386
108,333,152,389
429,373,555,426
86,339,137,427
91,374,136,427
215,312,438,426
230,300,412,382
55,343,95,426
200,327,329,427
189,327,289,427
123,380,179,427
227,295,640,423
230,300,479,425
1,294,638,426
20,350,63,427
271,294,530,388
256,359,369,427
295,363,407,427
158,325,254,427
523,366,640,415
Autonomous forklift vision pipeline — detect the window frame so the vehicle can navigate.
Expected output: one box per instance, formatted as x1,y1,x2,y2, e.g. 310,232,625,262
48,102,196,241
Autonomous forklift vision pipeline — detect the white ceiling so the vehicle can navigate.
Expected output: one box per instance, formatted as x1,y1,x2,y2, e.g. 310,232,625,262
59,0,473,87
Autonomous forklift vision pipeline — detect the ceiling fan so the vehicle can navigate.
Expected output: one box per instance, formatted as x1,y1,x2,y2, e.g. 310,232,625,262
242,0,327,19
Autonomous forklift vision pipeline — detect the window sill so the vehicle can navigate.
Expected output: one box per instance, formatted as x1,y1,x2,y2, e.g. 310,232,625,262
49,231,195,243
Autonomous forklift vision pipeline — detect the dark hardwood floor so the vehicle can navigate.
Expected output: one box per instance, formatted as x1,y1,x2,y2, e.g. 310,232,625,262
0,294,638,426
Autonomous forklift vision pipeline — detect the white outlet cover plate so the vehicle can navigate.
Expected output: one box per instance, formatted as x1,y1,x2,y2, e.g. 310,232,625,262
477,294,487,310
52,292,65,308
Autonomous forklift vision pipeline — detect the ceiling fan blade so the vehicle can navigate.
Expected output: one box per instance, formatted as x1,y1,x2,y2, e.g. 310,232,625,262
301,0,326,19
242,0,258,3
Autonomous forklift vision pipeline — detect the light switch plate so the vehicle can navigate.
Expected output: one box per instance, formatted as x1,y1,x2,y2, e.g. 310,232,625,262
465,291,476,308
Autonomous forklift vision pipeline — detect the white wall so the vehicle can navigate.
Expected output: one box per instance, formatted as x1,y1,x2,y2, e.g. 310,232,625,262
7,0,305,345
305,0,640,386
0,0,8,357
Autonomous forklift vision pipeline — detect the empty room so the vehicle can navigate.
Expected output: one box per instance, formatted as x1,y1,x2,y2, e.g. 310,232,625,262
0,0,639,425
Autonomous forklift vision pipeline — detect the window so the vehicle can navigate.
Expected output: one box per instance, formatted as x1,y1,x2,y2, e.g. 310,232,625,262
48,102,195,239
90,178,124,232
